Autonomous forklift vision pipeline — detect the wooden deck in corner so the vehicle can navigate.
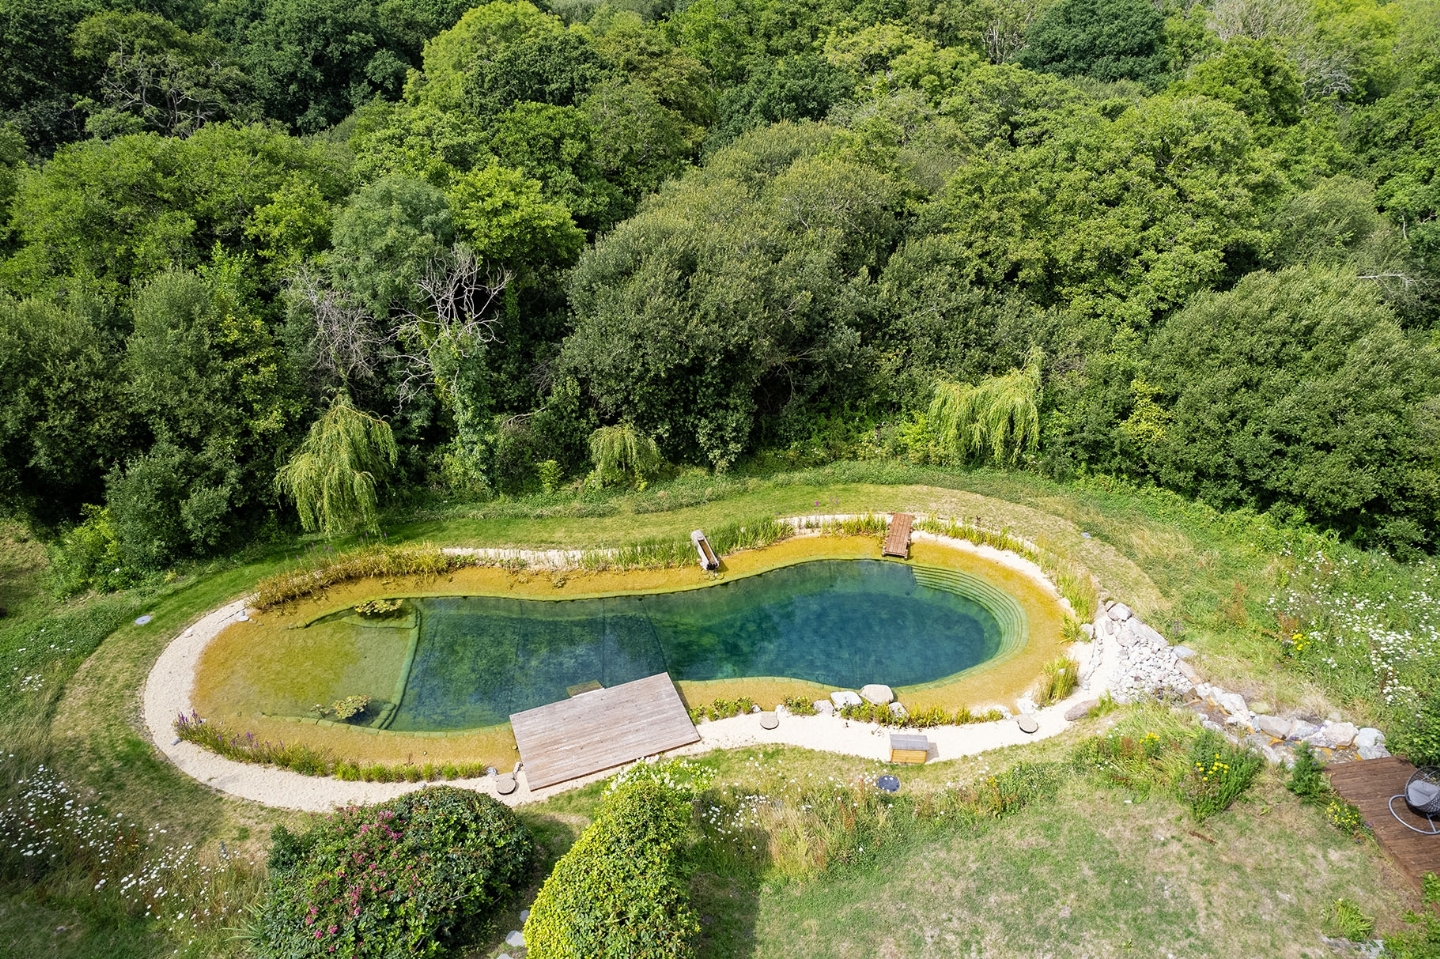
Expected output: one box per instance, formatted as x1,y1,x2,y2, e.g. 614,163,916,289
882,512,914,558
510,673,700,790
1328,757,1440,892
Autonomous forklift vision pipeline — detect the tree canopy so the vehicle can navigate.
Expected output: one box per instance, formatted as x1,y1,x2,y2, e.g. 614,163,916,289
1,0,1438,564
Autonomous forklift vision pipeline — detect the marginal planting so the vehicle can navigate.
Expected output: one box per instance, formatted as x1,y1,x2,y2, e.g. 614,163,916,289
173,713,493,782
252,543,473,610
837,702,1007,727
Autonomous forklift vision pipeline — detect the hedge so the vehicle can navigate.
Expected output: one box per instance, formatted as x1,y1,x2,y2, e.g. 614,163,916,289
525,778,699,959
257,786,532,958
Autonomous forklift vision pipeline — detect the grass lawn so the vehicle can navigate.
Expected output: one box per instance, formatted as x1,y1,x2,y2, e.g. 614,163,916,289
0,463,1430,957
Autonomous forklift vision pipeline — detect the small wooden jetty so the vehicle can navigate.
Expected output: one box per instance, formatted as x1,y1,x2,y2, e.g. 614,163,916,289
882,513,914,558
692,529,720,570
510,673,700,790
1329,757,1440,892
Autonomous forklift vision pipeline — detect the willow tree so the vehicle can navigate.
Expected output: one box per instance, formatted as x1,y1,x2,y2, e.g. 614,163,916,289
588,423,661,488
929,355,1042,465
275,391,398,536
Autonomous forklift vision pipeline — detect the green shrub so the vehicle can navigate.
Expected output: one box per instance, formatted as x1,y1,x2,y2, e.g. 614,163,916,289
781,696,817,715
1385,913,1440,959
257,787,532,959
46,505,142,596
1322,898,1375,941
1325,799,1366,837
1035,656,1079,706
1392,692,1440,767
1286,742,1328,803
1175,730,1264,821
525,779,699,959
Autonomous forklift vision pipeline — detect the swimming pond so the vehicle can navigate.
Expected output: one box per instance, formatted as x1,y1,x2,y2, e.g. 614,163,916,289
373,559,1027,732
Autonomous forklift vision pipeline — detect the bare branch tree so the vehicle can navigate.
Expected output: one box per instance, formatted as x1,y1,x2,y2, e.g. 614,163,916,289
288,266,384,385
390,245,513,407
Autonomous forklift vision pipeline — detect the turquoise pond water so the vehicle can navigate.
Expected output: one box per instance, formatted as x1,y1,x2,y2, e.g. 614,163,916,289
384,560,1025,732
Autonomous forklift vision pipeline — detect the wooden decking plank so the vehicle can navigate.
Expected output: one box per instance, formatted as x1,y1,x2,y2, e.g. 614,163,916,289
882,512,914,558
510,673,700,789
1328,757,1440,891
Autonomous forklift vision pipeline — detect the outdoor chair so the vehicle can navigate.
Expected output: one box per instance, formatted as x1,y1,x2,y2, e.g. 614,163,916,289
1389,766,1440,834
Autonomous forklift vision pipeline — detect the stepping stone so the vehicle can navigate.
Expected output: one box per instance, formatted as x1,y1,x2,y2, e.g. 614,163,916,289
1016,715,1039,734
506,930,525,948
495,773,517,795
759,712,779,730
519,909,530,922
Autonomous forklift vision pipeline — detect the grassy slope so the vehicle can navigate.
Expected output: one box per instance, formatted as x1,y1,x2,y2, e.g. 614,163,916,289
0,464,1422,956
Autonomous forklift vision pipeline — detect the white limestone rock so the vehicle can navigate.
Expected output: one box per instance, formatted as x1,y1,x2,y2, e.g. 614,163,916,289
888,701,908,720
831,690,863,708
1255,715,1294,740
813,699,835,716
1216,691,1248,717
1108,603,1134,622
1287,719,1319,741
860,684,895,705
1315,722,1358,749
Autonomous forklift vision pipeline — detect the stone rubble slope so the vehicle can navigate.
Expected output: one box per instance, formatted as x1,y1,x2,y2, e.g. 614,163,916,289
1080,598,1386,767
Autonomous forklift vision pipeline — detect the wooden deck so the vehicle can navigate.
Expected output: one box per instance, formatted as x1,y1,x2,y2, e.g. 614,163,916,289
1329,757,1440,892
882,513,914,558
510,673,700,790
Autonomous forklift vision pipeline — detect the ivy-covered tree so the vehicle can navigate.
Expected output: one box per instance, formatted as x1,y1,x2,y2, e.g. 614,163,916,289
1016,0,1168,86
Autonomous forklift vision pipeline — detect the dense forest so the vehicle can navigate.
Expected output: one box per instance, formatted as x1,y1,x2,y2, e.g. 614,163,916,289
1,0,1437,585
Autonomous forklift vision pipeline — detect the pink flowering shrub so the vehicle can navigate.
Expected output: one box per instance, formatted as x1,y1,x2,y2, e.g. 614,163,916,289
257,786,532,958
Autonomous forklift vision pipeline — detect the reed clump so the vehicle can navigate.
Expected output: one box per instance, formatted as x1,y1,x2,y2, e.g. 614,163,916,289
253,542,471,609
580,517,794,571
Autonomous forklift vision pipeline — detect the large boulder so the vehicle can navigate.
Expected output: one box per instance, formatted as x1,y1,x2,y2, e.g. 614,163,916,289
860,684,895,705
1315,722,1358,748
830,690,863,708
1255,715,1293,740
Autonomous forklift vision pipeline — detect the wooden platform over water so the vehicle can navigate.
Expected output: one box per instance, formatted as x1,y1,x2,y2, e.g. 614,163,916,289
882,513,914,558
1328,757,1440,892
510,673,700,790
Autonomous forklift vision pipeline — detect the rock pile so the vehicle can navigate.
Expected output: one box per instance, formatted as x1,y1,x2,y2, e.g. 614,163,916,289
1084,601,1193,701
1080,598,1388,766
